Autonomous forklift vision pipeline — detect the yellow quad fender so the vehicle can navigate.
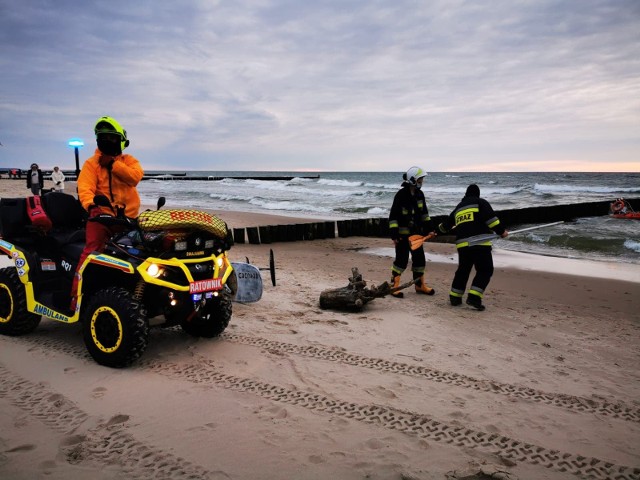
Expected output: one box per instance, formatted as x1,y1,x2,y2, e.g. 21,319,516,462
0,239,79,323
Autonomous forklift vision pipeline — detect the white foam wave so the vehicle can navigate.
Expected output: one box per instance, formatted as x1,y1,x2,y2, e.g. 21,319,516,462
363,182,397,190
248,198,332,213
624,239,640,253
427,186,522,195
367,207,388,215
240,179,355,197
208,193,250,202
287,177,314,184
317,179,363,187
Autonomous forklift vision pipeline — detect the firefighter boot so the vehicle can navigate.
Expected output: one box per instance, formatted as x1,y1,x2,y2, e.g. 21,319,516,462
391,274,404,298
466,295,486,311
414,274,435,296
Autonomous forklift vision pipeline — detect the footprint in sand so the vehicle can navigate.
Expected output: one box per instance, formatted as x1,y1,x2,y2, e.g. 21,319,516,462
60,434,86,447
104,414,130,427
364,438,385,450
365,386,397,400
5,444,36,453
91,386,107,398
38,460,57,473
187,422,218,432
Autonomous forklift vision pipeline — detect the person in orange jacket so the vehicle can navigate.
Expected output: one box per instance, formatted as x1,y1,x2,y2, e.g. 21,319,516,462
70,116,144,311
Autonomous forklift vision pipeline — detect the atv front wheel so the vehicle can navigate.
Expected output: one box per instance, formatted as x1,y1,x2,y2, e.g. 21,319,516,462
0,267,41,335
0,267,42,337
180,293,232,338
82,287,149,368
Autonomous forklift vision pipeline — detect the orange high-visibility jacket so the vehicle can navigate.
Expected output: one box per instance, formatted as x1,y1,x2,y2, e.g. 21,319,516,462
77,149,144,218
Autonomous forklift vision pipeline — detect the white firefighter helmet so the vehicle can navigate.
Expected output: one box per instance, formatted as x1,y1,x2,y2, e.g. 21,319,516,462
403,166,427,186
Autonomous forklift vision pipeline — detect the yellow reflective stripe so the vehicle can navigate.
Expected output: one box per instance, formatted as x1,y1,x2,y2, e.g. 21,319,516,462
398,227,410,234
449,291,463,298
487,218,500,228
456,241,492,248
389,220,399,228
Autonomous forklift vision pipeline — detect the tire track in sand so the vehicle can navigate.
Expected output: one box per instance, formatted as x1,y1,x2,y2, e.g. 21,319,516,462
0,362,217,480
145,357,639,480
221,333,640,424
2,335,638,480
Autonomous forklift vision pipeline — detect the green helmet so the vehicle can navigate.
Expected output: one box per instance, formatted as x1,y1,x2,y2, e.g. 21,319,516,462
94,116,130,150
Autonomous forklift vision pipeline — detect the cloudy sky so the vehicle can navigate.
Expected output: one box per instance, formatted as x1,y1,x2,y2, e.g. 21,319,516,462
1,0,639,172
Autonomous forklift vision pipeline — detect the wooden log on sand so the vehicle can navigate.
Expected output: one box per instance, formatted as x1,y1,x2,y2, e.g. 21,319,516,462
319,267,415,312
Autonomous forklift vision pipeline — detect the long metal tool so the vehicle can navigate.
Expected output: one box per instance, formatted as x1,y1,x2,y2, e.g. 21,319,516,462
467,220,564,246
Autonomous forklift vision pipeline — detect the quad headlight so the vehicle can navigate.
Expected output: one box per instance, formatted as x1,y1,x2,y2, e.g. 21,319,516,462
146,263,163,278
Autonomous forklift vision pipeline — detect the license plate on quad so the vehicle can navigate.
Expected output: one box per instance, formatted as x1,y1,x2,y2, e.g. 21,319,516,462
189,278,222,294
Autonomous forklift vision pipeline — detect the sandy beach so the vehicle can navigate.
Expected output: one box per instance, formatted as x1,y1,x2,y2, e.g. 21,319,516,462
1,179,639,479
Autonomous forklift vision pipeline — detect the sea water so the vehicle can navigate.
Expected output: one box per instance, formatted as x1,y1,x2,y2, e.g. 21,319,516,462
137,171,640,266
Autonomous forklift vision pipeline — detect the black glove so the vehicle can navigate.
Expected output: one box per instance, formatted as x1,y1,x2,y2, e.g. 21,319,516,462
56,181,61,185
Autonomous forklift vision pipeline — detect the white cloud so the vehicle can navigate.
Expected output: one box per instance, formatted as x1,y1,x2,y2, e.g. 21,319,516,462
1,0,638,172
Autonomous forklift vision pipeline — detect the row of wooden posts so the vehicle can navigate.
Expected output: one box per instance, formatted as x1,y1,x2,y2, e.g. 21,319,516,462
229,198,640,245
231,218,389,245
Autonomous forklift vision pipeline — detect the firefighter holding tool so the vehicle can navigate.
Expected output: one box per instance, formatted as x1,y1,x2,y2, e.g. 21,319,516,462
388,167,437,298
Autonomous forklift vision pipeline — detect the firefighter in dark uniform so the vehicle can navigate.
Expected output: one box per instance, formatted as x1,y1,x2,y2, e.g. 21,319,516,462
438,184,508,311
388,166,436,298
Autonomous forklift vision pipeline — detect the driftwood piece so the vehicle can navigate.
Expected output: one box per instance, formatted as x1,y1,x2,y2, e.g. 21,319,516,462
319,267,415,312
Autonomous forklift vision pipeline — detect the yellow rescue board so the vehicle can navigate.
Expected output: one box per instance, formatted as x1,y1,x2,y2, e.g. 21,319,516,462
137,209,228,239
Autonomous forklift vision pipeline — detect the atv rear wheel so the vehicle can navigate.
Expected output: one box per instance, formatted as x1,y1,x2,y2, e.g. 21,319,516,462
0,267,41,335
82,287,149,368
180,293,232,338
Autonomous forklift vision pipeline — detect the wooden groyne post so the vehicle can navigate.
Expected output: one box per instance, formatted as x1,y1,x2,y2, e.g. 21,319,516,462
228,198,640,246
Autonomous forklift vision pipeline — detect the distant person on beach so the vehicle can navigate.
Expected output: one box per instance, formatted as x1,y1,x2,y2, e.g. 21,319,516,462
51,165,66,193
438,184,508,311
388,166,437,298
26,163,44,195
70,116,143,312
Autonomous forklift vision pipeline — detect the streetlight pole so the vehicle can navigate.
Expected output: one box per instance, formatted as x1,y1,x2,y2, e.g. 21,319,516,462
67,139,84,179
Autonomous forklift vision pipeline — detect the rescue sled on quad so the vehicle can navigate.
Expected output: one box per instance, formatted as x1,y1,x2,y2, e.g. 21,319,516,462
0,192,269,368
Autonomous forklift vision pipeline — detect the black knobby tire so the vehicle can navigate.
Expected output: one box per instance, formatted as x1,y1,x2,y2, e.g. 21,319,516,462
0,267,41,336
181,293,232,338
82,287,149,368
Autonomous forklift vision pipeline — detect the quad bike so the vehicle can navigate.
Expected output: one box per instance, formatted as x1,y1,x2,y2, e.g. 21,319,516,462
0,192,271,368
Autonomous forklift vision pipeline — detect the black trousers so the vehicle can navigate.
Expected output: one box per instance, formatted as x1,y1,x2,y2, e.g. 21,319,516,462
451,246,494,298
392,238,426,276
